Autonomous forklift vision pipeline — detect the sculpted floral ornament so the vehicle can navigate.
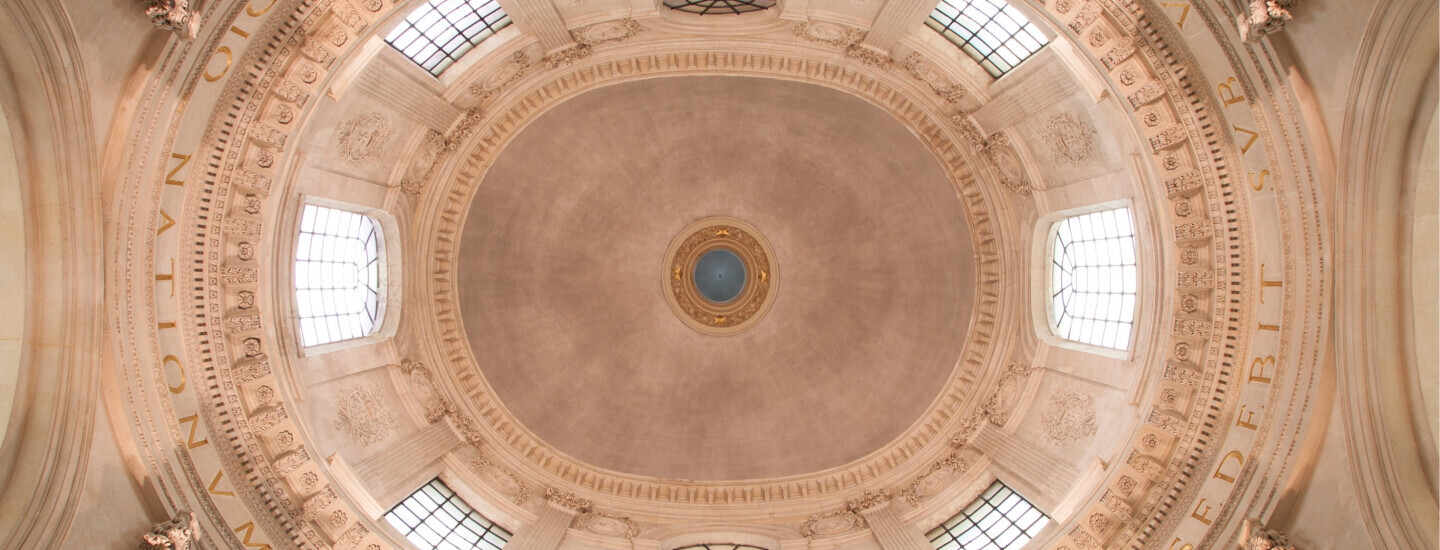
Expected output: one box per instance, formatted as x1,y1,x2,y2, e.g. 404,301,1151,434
1039,113,1098,165
333,384,399,447
792,19,866,47
1039,390,1099,446
145,0,199,40
902,52,967,103
571,19,645,46
1239,518,1297,550
1239,0,1297,43
139,511,199,550
799,509,866,538
899,452,969,506
951,363,1034,444
471,455,531,505
336,112,395,166
574,511,643,539
546,488,592,513
952,115,1032,195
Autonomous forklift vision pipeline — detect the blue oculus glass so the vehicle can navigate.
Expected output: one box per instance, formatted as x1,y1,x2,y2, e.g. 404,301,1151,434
693,249,746,303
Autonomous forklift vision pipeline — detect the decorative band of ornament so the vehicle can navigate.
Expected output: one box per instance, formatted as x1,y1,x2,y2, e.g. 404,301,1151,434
664,217,777,336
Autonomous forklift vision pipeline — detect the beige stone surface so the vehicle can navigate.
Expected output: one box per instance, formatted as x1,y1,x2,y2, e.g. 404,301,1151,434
458,76,974,480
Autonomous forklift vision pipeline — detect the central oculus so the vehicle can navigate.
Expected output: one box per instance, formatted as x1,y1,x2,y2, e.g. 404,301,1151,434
663,216,777,336
693,249,746,303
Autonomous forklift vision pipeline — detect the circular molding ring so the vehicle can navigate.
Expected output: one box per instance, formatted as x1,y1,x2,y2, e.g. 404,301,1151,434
663,217,777,335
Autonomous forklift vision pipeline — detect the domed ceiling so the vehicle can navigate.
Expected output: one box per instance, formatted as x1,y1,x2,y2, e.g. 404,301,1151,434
458,76,975,480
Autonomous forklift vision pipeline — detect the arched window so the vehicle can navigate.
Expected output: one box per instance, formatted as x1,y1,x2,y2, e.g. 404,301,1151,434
661,0,776,14
1047,206,1138,351
673,545,768,550
927,480,1049,550
385,0,512,76
294,204,384,348
926,0,1048,78
386,478,512,550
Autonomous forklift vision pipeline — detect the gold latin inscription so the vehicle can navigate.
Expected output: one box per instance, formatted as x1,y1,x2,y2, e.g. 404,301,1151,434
164,354,185,394
229,25,250,39
165,153,190,186
1217,77,1246,107
156,259,176,296
1161,2,1191,29
1234,125,1260,155
1168,539,1195,550
157,209,176,235
1248,355,1276,385
208,469,235,497
245,0,278,17
1235,404,1260,430
1213,450,1244,483
1258,322,1280,332
1258,263,1282,302
233,522,273,550
178,414,209,449
1249,169,1270,192
1191,498,1215,525
204,46,232,83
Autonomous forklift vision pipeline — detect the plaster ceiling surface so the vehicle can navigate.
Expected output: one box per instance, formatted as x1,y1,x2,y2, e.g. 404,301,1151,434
457,76,976,481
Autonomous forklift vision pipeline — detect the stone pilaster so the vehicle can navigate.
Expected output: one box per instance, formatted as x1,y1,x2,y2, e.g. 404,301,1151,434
862,0,940,51
354,52,463,132
352,422,463,506
971,424,1079,512
497,0,574,53
849,490,931,550
506,489,589,550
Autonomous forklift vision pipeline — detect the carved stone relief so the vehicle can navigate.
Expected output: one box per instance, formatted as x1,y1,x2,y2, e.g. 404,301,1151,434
901,53,966,103
571,19,645,46
471,455,531,505
333,384,399,447
843,45,892,68
1038,113,1098,164
1238,518,1298,550
545,488,591,513
791,19,865,47
798,509,865,538
336,112,395,167
1039,390,1098,447
899,452,969,506
951,363,1034,444
574,511,643,539
468,51,533,100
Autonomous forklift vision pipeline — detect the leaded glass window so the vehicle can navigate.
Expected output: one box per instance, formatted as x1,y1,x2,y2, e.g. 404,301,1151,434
385,0,512,76
385,478,512,550
295,204,383,347
661,0,776,14
925,0,1048,78
927,481,1050,550
1048,207,1138,351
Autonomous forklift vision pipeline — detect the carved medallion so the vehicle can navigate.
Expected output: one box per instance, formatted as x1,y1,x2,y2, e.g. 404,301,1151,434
335,112,395,167
663,217,777,335
1039,113,1098,164
799,509,865,538
333,384,399,446
574,512,642,539
1039,390,1099,446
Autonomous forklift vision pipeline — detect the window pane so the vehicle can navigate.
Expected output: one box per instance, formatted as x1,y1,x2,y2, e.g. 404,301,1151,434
384,0,511,76
294,205,384,347
1047,207,1138,351
927,481,1050,550
927,0,1048,78
385,479,512,550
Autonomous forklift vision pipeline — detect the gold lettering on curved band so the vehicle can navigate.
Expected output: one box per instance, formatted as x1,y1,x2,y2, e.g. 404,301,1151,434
1249,169,1270,192
178,414,209,449
163,354,185,394
233,522,272,550
246,0,278,17
1213,450,1244,483
204,46,232,83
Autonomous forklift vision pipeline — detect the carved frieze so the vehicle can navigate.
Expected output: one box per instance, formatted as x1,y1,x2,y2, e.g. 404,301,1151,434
468,51,533,100
472,455,531,505
546,488,591,513
901,53,966,103
899,452,969,506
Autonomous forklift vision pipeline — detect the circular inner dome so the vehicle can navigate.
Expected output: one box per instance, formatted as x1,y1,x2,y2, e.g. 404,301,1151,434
458,76,975,480
694,249,746,303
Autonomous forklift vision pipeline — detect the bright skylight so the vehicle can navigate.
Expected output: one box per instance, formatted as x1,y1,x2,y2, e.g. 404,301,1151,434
927,481,1050,550
925,0,1049,78
294,204,382,347
386,478,512,550
673,545,768,550
1049,207,1138,351
385,0,512,76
